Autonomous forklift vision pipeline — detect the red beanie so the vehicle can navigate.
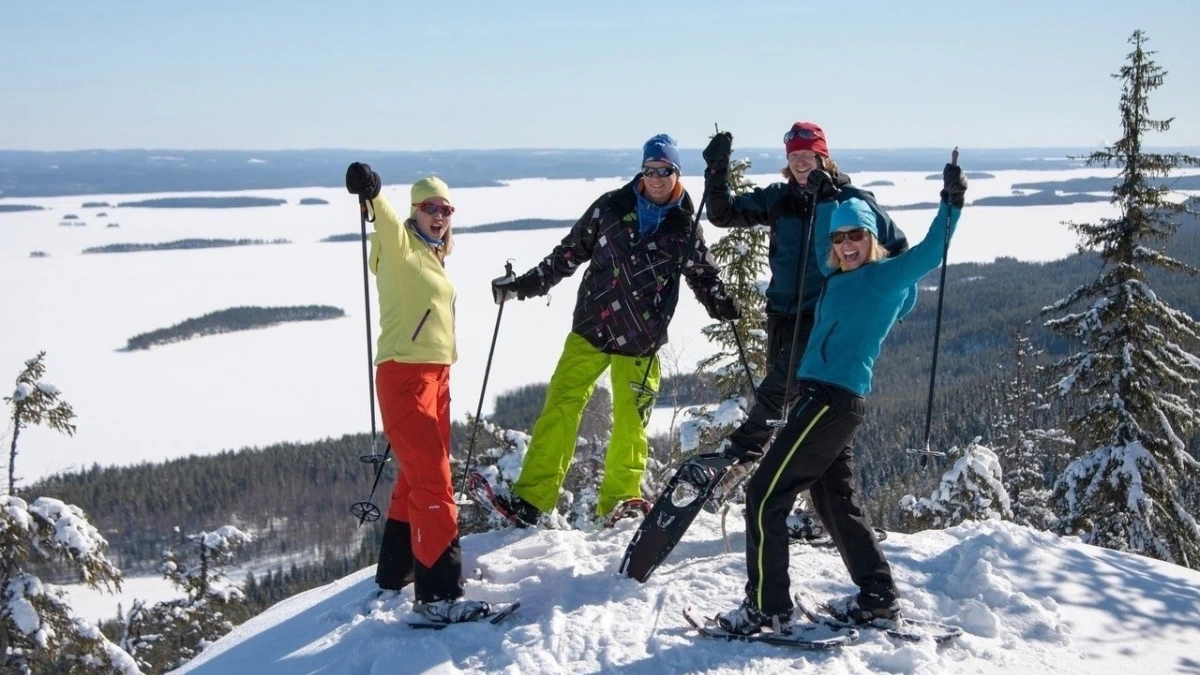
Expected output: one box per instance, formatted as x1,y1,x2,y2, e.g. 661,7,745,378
784,122,829,157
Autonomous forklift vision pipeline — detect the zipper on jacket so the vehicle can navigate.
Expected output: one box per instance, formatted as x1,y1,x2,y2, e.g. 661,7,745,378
411,309,432,342
819,320,839,363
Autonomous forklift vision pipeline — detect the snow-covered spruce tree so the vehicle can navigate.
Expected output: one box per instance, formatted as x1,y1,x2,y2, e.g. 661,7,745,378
1,354,139,674
0,496,140,674
992,321,1074,530
459,417,535,532
1041,30,1200,567
4,352,76,496
899,438,1013,530
123,526,251,673
696,150,770,402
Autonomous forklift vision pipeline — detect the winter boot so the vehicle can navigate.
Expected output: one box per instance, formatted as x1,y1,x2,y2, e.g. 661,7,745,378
825,588,901,624
493,490,541,528
603,498,651,528
714,597,795,636
413,597,492,624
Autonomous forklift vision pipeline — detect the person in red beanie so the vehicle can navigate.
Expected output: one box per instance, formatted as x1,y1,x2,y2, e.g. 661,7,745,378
699,123,908,494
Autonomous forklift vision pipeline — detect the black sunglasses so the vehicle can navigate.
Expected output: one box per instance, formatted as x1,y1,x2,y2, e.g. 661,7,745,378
641,166,677,178
830,229,869,245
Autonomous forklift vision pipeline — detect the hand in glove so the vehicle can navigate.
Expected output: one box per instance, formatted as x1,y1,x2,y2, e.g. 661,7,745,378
941,163,968,208
706,289,742,322
345,162,381,200
491,270,541,305
804,168,840,202
702,131,733,169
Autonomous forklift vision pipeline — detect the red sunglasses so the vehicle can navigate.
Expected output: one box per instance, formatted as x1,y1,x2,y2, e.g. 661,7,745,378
413,202,455,217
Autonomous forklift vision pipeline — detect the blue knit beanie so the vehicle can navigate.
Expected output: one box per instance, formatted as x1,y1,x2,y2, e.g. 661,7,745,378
642,134,681,170
830,198,878,238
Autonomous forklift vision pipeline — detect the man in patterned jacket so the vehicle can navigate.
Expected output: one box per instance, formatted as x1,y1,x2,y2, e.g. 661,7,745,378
489,133,740,526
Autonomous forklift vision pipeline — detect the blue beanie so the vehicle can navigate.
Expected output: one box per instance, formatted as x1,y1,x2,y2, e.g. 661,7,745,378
830,198,878,238
642,134,681,170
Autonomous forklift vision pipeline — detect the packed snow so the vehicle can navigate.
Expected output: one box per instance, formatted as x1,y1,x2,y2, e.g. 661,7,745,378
163,515,1200,675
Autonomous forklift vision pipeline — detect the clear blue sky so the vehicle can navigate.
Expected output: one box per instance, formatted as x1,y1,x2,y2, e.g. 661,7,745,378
2,0,1198,151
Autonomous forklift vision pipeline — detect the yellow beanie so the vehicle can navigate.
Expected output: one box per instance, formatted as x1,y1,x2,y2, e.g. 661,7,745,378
410,176,452,217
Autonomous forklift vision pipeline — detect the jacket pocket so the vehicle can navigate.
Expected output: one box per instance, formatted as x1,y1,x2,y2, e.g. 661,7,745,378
411,309,432,342
818,320,839,363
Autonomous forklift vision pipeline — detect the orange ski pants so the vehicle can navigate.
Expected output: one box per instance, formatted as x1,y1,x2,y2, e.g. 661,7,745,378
376,360,457,569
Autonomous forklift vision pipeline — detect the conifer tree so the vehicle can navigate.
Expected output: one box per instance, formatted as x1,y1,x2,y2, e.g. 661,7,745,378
123,526,251,673
696,148,769,402
992,322,1073,530
4,352,76,496
1,354,139,674
899,438,1013,529
1042,30,1200,566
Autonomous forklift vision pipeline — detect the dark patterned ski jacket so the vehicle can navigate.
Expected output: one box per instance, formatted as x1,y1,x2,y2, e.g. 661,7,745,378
520,177,730,357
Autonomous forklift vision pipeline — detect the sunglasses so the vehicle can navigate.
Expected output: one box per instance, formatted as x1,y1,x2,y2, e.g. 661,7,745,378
830,229,869,245
413,202,455,217
640,166,677,178
783,127,819,143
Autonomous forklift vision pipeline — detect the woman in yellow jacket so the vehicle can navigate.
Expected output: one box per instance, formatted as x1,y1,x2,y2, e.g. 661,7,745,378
346,163,488,625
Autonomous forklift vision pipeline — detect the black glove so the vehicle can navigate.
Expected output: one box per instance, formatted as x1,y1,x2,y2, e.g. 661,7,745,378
345,162,381,200
702,131,733,169
705,289,741,322
804,168,840,202
491,270,541,305
941,164,968,208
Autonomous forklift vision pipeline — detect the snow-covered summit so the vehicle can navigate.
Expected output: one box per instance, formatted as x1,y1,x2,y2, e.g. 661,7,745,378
168,514,1200,675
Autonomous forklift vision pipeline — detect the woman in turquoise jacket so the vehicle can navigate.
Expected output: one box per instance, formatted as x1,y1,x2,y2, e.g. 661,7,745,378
715,161,968,636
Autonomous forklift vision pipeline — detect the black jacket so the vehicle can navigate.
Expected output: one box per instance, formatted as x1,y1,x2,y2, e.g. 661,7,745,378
705,169,907,315
521,177,730,357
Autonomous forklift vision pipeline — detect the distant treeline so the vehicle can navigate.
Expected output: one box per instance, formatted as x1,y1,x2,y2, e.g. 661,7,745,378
83,238,290,254
298,197,329,205
1,147,1121,197
124,305,344,351
925,172,995,179
885,192,1111,210
0,204,44,213
116,196,287,208
1013,174,1200,192
82,201,111,208
972,192,1110,207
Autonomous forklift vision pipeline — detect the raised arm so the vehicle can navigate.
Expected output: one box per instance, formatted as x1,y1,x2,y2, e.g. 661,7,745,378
702,131,773,229
345,162,410,261
369,193,411,261
872,161,967,288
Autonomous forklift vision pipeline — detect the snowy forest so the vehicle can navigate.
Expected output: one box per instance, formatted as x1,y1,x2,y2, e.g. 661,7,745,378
2,30,1198,674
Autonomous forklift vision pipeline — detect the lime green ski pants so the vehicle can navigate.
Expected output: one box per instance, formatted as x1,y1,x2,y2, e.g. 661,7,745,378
512,332,660,517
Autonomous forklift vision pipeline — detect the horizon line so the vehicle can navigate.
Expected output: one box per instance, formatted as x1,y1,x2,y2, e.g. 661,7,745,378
5,145,1200,154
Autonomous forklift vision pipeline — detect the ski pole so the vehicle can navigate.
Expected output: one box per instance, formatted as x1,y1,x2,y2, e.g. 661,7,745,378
456,260,514,501
768,194,817,428
729,321,756,404
350,197,389,525
916,147,959,468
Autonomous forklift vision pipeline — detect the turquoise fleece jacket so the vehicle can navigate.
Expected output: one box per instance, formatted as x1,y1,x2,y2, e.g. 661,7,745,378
798,202,962,396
